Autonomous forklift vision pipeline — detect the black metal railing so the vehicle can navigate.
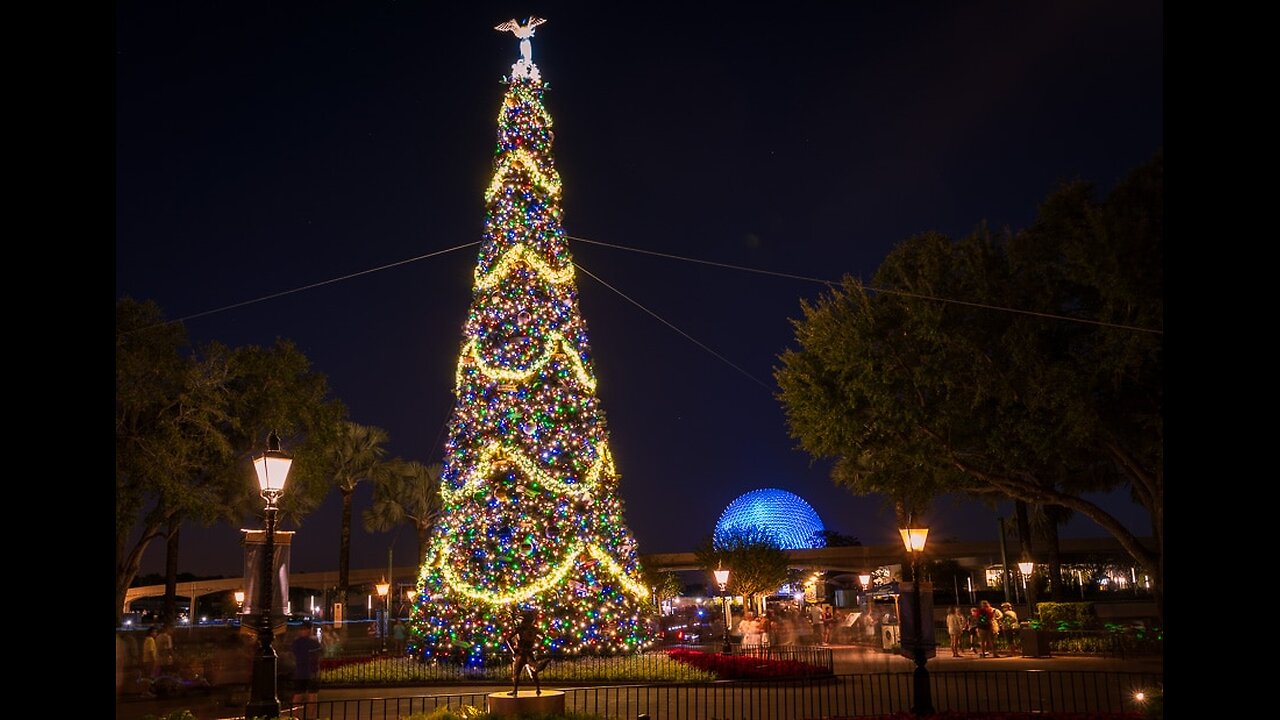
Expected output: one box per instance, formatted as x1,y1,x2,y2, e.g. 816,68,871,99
284,669,1163,719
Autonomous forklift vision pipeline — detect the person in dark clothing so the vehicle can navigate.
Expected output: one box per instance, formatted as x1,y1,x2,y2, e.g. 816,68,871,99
290,621,323,715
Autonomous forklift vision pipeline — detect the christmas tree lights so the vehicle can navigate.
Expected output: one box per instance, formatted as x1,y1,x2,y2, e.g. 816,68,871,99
408,23,653,665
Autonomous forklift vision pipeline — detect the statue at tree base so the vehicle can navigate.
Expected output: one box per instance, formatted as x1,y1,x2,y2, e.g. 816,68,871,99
506,609,551,696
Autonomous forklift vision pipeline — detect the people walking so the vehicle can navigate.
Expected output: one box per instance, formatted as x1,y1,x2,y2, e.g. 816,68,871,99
290,621,323,716
999,602,1020,653
976,600,1000,657
809,603,826,646
155,623,175,675
946,607,967,657
738,611,764,649
142,627,160,679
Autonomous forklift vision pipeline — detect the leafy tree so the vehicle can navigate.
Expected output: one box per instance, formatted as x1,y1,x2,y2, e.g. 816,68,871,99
811,529,862,547
695,526,793,607
640,567,686,608
363,460,444,566
318,420,393,610
115,298,344,623
775,155,1163,624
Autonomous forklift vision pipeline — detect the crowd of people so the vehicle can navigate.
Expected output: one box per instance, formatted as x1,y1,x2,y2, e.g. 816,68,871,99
946,600,1022,657
724,598,1026,655
730,603,896,648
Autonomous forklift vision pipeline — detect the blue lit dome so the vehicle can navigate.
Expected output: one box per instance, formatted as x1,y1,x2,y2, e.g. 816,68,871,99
714,488,826,550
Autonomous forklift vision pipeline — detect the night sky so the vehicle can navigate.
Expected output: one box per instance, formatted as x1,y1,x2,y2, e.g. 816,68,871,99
116,2,1163,579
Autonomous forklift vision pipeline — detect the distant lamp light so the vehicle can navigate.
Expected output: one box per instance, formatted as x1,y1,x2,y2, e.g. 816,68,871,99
713,565,733,654
858,573,872,590
899,527,929,553
1018,561,1034,576
712,569,730,591
234,590,246,606
406,589,418,602
375,579,390,598
1134,691,1147,702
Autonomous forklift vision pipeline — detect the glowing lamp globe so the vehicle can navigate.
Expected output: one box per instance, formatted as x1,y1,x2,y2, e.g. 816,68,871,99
252,432,292,502
899,527,929,553
714,488,826,549
712,569,730,588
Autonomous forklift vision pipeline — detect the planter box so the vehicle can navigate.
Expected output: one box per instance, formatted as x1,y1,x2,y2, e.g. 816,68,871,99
1021,628,1054,658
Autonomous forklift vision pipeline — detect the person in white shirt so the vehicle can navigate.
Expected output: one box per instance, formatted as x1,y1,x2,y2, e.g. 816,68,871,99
738,611,763,648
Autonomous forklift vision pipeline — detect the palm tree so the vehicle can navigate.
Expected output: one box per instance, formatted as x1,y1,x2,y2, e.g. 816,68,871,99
363,460,444,566
322,421,392,610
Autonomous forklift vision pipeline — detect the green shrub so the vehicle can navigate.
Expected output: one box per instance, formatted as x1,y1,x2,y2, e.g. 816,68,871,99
1035,602,1097,630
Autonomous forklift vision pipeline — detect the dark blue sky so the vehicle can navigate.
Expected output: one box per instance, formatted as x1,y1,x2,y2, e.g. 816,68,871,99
116,2,1163,578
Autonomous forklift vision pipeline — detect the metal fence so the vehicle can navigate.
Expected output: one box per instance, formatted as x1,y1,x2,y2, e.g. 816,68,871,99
286,670,1163,719
318,646,834,685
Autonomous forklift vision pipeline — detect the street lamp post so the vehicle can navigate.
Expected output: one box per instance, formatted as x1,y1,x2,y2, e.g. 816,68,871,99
375,578,390,653
899,526,934,716
713,566,732,654
245,432,292,720
1018,559,1038,622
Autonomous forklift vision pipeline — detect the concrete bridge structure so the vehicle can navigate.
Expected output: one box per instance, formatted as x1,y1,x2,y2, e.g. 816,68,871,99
123,536,1153,614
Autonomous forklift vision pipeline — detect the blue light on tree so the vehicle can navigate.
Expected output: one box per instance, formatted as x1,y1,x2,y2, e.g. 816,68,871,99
714,488,826,549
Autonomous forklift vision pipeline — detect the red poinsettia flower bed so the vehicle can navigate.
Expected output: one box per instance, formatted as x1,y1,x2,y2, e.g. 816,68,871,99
666,649,830,679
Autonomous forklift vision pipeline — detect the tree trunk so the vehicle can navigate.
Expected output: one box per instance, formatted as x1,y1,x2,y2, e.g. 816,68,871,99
163,515,181,624
1041,512,1064,601
417,523,430,567
338,486,353,612
938,449,1162,626
1014,501,1039,615
116,518,164,625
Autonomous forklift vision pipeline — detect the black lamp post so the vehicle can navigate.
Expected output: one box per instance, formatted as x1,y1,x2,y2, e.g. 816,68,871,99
245,432,292,720
899,526,935,716
713,566,732,654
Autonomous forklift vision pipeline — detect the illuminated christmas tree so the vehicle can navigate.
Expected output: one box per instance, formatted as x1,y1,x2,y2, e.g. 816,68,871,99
408,18,653,665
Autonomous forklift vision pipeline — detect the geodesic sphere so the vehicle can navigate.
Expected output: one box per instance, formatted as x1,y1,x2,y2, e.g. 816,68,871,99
714,488,826,549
